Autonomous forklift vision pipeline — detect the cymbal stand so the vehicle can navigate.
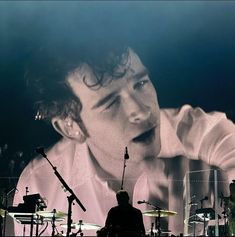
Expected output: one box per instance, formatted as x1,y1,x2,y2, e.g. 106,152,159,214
75,220,84,237
150,222,154,237
202,213,207,236
51,209,56,237
222,211,228,236
155,207,162,237
221,197,228,236
143,201,162,237
200,198,207,236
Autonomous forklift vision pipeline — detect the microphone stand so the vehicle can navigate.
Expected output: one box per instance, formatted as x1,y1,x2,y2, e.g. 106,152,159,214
120,147,129,190
200,198,207,236
120,159,127,190
38,151,86,237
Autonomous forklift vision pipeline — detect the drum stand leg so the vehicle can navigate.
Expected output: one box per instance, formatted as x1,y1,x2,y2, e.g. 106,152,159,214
150,222,154,237
155,216,161,237
193,221,196,237
203,214,207,236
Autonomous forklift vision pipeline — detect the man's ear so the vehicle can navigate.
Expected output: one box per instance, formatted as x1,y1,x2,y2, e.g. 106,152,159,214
51,117,86,143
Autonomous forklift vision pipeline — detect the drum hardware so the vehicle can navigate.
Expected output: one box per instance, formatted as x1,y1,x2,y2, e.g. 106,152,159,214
143,209,176,237
37,209,68,237
188,215,204,225
146,228,171,236
36,210,67,222
61,220,101,236
60,221,101,230
142,210,177,218
220,195,230,236
195,207,221,236
187,214,204,237
35,147,86,237
141,202,177,237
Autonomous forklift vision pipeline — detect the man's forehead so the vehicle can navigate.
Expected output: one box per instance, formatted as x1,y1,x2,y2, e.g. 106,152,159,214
67,48,144,86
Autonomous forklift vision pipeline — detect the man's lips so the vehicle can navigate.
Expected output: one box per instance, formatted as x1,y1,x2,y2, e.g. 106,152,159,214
132,127,156,143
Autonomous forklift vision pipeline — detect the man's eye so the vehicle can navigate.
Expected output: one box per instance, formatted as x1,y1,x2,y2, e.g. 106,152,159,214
105,97,120,110
134,79,149,90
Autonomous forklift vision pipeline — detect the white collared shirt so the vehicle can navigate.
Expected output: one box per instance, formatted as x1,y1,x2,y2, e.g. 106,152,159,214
13,105,235,236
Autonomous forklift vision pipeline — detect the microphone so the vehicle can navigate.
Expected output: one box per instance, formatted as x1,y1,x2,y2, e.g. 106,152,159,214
137,200,146,204
124,147,129,160
35,147,47,158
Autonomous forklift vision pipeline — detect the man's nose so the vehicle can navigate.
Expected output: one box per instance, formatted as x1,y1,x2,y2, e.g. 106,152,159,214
124,97,151,124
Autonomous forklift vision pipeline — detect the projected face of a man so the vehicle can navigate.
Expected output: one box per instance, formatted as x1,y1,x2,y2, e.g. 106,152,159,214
67,49,161,164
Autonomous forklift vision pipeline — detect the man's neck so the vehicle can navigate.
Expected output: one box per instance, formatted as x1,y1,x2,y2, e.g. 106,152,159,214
87,146,145,191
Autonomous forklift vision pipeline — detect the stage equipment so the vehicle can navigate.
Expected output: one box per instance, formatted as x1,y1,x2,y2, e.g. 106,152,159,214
0,208,6,218
120,147,129,190
143,209,177,218
61,220,101,237
184,169,220,236
139,200,177,237
195,208,217,221
195,207,221,236
35,147,86,237
61,221,101,231
36,210,67,220
8,193,46,237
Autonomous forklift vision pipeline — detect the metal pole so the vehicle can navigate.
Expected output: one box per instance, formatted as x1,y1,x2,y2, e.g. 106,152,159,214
214,169,219,237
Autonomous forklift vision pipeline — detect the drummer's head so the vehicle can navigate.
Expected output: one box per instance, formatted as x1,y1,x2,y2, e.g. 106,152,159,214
116,190,129,206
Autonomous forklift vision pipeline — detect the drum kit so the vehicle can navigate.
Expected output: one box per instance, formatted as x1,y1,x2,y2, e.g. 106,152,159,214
3,148,226,237
5,196,228,237
1,148,179,237
3,199,178,237
142,209,177,237
4,205,102,236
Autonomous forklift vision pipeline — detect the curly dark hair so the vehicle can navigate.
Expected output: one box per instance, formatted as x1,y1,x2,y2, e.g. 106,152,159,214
25,41,130,122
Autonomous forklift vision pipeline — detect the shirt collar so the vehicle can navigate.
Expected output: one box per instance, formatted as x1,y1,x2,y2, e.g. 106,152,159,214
158,109,185,158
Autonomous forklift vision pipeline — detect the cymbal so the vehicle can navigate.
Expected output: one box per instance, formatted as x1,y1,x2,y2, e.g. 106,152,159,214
36,210,67,221
187,215,204,225
143,209,177,217
189,219,204,224
195,213,210,221
195,208,219,221
61,222,101,230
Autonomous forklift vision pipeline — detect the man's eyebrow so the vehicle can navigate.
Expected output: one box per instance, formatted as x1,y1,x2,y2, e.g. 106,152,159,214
92,92,117,109
92,69,149,109
131,68,149,81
